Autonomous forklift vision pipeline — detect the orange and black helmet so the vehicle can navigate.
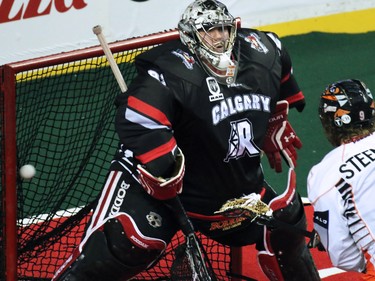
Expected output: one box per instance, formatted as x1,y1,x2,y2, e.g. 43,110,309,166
319,79,375,129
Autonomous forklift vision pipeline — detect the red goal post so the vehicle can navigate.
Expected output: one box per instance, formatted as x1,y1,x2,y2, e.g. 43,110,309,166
0,29,245,281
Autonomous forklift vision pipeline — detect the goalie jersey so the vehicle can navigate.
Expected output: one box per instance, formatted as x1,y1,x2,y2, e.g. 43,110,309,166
114,28,304,215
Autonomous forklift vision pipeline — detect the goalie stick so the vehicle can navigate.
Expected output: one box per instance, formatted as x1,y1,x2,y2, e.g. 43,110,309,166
164,197,216,281
93,25,215,281
92,25,127,93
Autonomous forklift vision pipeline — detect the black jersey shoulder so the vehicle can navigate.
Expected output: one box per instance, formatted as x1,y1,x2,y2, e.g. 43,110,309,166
235,28,281,70
236,28,282,51
135,39,206,86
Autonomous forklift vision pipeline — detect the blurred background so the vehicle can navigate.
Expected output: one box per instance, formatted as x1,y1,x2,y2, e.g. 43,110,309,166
2,0,375,65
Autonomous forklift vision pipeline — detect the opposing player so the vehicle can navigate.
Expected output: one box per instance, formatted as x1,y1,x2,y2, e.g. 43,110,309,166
53,1,319,280
308,79,375,279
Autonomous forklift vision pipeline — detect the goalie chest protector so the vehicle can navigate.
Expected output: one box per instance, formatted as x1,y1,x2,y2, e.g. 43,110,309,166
130,31,286,215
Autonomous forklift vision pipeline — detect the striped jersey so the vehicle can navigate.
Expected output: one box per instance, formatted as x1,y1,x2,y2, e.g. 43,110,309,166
308,133,375,274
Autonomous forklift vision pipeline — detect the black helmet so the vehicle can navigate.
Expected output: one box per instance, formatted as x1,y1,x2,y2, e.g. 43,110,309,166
319,79,375,129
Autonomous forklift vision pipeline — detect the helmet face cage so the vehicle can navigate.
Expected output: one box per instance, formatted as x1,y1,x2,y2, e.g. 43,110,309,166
197,23,234,55
178,0,237,84
319,79,375,130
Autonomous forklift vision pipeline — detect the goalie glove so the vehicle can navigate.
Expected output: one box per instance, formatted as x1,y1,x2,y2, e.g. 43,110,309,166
137,148,185,200
263,100,302,173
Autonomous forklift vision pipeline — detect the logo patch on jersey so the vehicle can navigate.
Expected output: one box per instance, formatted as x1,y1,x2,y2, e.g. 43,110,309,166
171,49,195,69
206,77,224,101
146,211,162,228
242,32,269,54
224,119,261,162
148,70,166,86
313,210,328,229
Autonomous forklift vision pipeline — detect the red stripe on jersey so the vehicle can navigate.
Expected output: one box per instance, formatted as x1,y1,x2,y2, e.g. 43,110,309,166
284,91,304,105
128,96,171,127
136,138,177,164
187,211,232,221
281,72,291,84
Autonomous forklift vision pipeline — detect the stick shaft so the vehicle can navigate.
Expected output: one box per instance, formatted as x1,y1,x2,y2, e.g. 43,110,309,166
92,25,127,93
164,197,213,280
164,196,195,235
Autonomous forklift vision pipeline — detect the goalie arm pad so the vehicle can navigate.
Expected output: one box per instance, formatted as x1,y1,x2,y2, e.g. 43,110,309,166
263,100,302,173
137,148,185,200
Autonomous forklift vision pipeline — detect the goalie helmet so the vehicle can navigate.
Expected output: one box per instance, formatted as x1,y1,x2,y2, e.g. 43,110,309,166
319,79,375,129
178,0,237,85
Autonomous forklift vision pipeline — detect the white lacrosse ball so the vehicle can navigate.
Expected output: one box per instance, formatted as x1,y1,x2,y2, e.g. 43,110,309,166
20,164,36,179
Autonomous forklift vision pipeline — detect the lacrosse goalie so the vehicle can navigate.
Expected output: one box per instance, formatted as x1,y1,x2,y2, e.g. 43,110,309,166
53,1,319,280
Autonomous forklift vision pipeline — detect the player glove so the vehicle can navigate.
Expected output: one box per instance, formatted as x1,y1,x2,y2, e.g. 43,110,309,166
263,100,302,173
137,148,185,200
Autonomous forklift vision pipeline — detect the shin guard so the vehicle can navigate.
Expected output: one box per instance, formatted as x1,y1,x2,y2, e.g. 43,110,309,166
53,216,165,281
258,170,320,281
259,207,320,280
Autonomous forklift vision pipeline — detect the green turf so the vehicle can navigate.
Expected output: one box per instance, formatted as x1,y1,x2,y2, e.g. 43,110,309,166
262,31,375,196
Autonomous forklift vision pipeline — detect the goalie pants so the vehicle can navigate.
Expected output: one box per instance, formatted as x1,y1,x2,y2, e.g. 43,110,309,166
53,164,319,281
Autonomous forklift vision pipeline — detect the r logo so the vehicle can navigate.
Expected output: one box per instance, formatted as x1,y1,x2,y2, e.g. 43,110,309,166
224,119,261,162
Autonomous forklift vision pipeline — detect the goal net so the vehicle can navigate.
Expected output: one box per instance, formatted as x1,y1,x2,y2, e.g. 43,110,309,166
0,30,243,281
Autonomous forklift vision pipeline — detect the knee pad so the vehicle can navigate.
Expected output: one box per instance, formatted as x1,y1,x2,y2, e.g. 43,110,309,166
270,194,310,256
272,192,303,225
258,195,320,281
104,216,166,266
53,214,167,281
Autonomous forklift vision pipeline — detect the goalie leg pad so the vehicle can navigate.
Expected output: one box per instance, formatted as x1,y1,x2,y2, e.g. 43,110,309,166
257,250,285,281
53,230,146,281
53,216,166,281
103,216,165,266
265,195,320,281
